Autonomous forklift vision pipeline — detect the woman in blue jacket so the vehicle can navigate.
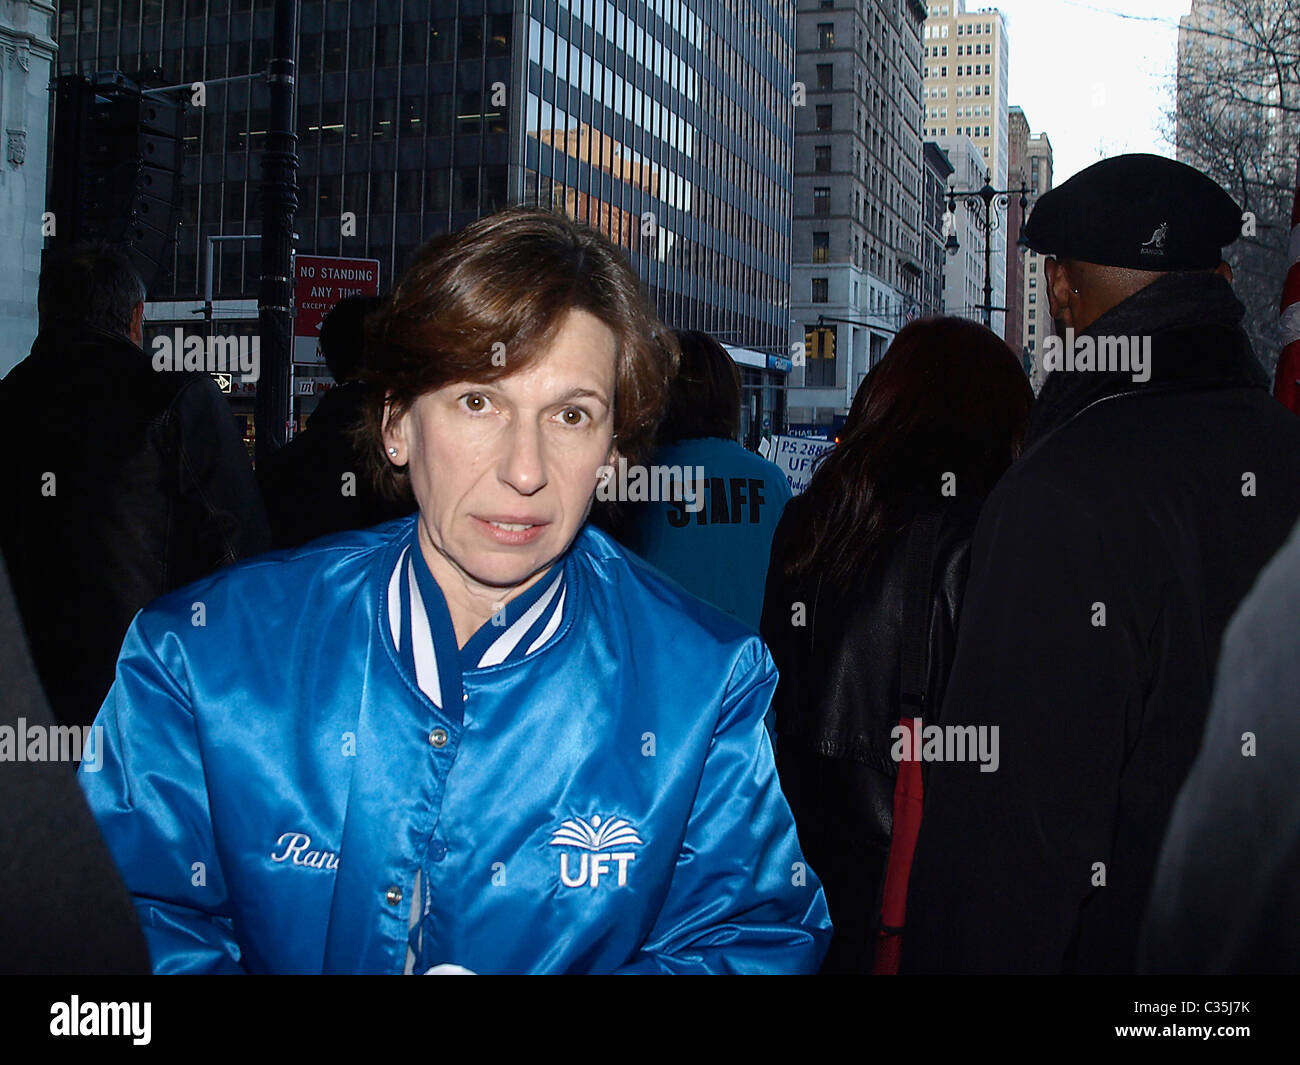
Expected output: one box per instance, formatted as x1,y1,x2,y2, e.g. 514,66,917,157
78,206,831,975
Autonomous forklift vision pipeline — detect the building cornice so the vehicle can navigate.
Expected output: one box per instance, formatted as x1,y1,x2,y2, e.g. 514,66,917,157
0,1,58,62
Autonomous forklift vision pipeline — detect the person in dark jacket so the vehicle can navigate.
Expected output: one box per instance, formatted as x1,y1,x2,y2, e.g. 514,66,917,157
761,318,1032,974
616,329,792,630
903,154,1300,974
1139,513,1300,974
257,294,415,547
0,243,269,729
0,551,149,974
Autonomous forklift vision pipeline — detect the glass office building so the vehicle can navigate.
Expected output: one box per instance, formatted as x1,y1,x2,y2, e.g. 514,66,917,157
53,0,795,437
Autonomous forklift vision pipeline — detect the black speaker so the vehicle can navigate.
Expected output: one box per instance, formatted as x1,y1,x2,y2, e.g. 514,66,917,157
48,73,184,290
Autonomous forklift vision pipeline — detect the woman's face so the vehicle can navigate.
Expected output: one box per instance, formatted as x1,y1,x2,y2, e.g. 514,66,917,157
383,308,618,607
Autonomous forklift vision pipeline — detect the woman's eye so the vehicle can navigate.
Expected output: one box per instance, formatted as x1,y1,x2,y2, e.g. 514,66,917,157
461,393,489,413
558,407,588,427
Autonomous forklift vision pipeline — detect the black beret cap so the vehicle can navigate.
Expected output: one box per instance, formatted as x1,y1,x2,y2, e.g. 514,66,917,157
1023,153,1243,271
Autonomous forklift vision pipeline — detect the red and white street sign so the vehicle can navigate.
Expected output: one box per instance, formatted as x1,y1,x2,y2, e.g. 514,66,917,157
293,254,381,363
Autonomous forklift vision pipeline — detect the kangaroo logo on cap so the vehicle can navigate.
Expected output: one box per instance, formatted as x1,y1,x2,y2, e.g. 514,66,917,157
1140,221,1169,255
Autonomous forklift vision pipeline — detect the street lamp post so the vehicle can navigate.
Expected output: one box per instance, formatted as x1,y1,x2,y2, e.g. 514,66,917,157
943,172,1030,330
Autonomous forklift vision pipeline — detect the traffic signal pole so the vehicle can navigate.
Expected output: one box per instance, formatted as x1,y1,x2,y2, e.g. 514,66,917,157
255,0,299,466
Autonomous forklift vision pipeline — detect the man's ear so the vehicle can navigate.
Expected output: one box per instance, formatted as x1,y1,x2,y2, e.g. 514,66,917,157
130,301,145,345
1043,258,1075,324
1215,260,1234,284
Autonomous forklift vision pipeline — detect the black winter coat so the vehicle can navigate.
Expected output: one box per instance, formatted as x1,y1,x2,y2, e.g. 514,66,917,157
902,271,1300,974
0,324,270,728
0,553,149,974
761,492,980,973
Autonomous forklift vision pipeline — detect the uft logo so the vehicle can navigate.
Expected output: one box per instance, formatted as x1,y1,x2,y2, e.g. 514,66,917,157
549,814,643,889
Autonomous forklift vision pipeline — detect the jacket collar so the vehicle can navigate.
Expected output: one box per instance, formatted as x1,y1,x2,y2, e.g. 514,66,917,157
31,322,147,364
1026,272,1270,448
382,518,571,710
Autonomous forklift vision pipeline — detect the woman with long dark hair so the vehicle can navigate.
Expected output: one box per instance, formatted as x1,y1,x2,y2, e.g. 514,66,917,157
760,316,1032,974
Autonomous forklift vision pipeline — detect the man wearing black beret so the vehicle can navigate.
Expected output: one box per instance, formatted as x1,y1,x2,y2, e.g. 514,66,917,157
902,154,1300,974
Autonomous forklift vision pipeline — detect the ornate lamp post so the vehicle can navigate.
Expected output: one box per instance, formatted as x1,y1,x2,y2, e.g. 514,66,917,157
943,172,1030,330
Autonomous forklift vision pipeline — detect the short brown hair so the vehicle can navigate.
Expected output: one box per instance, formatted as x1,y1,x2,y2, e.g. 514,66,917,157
358,206,680,500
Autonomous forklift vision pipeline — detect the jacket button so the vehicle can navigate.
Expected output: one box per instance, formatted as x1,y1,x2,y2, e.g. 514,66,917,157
429,840,448,862
386,885,403,906
429,728,448,748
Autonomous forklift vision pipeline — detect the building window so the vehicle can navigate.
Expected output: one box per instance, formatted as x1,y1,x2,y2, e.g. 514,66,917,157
813,187,830,216
1028,293,1036,303
816,105,832,130
1028,324,1036,335
812,278,829,303
813,232,829,264
815,145,832,172
818,23,835,49
817,63,833,91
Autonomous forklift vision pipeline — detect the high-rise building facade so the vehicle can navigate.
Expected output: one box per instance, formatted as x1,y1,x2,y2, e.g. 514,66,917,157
51,0,797,438
1004,103,1029,355
921,139,953,319
788,0,928,429
932,132,985,324
921,0,1008,334
1021,127,1052,391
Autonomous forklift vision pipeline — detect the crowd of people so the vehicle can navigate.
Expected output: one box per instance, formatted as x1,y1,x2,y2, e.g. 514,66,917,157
0,152,1296,974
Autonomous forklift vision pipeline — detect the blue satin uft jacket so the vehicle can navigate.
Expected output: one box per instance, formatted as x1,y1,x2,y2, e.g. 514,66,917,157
79,516,831,974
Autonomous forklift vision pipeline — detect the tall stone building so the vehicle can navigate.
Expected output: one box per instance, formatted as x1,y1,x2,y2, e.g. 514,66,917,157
789,0,929,428
1021,128,1053,391
932,133,986,324
921,0,1009,335
0,2,57,377
921,140,953,319
1004,104,1029,355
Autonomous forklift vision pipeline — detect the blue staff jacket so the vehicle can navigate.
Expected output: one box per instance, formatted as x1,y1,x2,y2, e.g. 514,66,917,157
79,516,831,974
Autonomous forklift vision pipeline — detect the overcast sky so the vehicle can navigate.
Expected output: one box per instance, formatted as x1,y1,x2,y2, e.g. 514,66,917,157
998,0,1195,184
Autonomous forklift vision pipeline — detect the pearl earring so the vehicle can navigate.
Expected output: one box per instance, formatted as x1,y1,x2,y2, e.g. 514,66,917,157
388,447,398,456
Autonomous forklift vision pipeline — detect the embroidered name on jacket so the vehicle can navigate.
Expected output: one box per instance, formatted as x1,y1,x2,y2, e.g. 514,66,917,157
270,831,340,870
549,815,643,888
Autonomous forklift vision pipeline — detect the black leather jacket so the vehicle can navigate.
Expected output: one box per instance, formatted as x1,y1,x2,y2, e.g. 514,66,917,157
759,493,979,973
0,324,270,727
